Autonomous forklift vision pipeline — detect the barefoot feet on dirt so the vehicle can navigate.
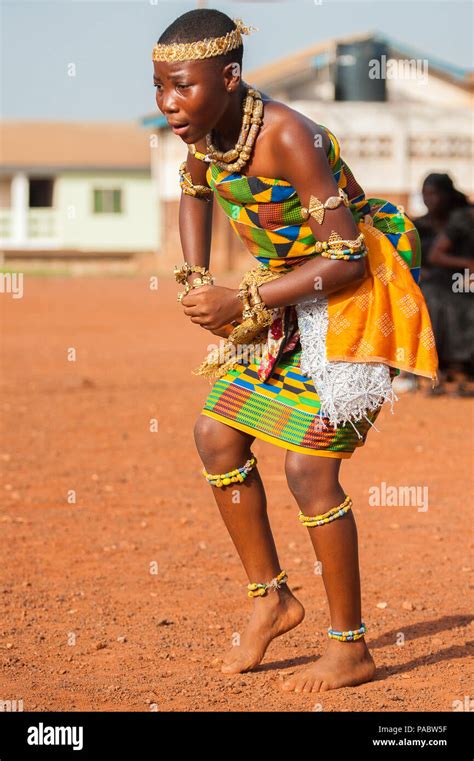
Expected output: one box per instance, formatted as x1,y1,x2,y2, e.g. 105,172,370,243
281,638,376,692
219,588,305,675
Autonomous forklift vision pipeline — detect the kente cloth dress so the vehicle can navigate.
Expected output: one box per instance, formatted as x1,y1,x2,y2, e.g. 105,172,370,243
193,125,439,459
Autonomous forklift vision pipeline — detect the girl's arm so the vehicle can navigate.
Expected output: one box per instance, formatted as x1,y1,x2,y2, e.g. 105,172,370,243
178,148,214,285
258,119,368,309
178,149,242,337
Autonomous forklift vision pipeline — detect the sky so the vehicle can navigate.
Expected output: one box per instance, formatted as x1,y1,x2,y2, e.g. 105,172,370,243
0,0,472,122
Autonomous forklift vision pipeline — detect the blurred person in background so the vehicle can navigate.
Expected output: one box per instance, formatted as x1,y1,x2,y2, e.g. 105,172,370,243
414,173,473,396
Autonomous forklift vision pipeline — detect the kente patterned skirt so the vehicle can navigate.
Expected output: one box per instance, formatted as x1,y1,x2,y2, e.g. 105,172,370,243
201,344,386,459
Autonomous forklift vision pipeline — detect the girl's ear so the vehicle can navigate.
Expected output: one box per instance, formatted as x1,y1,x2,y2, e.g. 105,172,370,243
223,61,241,91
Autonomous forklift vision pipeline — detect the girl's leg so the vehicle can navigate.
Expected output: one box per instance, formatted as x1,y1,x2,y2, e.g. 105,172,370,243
281,451,376,693
194,415,305,674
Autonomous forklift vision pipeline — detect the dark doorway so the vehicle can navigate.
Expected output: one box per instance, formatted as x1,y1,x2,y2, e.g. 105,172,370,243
29,178,54,208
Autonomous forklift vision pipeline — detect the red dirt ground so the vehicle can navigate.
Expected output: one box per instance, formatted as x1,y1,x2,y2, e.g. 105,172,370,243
1,274,472,712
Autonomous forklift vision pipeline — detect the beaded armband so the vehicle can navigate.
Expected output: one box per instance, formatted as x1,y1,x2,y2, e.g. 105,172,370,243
178,160,212,200
313,231,368,261
300,187,350,225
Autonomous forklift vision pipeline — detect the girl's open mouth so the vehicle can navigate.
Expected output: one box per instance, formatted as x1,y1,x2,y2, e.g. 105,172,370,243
171,123,190,135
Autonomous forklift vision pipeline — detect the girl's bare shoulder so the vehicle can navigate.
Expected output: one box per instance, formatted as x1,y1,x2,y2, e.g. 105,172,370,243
260,97,330,154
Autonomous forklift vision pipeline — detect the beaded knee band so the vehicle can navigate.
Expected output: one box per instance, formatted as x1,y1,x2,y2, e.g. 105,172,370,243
202,452,257,487
247,569,288,598
328,622,366,641
298,494,352,527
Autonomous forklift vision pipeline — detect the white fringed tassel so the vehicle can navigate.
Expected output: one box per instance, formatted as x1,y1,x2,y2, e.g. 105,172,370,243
295,297,398,434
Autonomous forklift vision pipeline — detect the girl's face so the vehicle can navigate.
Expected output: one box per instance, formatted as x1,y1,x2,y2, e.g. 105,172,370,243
153,59,235,143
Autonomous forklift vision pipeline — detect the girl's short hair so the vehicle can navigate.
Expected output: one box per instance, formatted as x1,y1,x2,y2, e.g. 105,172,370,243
158,9,244,67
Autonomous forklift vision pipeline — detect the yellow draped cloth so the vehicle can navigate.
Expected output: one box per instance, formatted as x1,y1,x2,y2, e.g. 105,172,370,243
325,219,438,381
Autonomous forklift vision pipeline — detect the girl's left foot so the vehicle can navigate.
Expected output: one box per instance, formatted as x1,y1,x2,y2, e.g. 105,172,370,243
220,587,305,675
281,637,375,693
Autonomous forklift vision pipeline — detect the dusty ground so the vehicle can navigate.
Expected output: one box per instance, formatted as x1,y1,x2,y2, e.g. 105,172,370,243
0,274,472,713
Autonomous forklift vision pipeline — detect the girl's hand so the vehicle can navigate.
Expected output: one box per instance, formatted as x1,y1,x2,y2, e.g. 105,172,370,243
180,285,243,331
207,324,235,338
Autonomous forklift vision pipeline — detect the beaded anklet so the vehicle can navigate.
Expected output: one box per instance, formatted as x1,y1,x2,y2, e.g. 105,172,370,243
247,569,288,598
202,453,257,487
328,622,366,641
298,494,352,527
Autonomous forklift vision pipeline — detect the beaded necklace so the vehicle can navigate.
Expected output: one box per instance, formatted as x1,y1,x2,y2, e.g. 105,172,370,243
189,86,263,173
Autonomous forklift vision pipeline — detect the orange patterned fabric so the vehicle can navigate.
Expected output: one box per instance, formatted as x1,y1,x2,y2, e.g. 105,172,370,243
325,220,438,380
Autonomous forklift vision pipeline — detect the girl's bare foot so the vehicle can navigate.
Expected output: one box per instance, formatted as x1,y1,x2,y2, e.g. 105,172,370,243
281,637,375,692
220,587,305,675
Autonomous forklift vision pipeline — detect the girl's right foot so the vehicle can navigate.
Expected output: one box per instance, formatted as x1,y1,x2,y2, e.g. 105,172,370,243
280,637,376,693
219,587,305,675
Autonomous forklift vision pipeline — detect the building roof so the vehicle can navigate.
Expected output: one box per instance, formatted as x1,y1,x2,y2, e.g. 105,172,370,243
245,32,473,92
0,121,151,171
141,113,168,130
140,31,472,130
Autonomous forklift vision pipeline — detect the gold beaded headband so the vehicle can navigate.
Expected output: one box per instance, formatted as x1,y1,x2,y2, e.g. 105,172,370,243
152,18,259,63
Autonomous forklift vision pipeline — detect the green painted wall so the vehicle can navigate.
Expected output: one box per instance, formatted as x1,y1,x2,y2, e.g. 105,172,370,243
55,172,159,251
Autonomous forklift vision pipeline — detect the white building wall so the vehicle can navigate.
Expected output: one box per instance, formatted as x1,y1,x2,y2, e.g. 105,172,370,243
290,100,473,209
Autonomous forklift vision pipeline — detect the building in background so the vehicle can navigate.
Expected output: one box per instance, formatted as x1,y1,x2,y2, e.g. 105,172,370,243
0,122,159,272
143,32,473,274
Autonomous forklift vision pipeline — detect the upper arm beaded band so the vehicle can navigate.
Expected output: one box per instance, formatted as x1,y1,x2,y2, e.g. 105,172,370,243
313,231,368,261
300,187,350,225
178,160,213,200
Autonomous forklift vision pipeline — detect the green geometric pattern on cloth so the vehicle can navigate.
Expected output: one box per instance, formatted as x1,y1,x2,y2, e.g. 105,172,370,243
205,126,421,282
201,347,383,455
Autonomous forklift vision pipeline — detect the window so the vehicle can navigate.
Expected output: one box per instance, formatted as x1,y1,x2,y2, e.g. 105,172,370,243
93,188,122,214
